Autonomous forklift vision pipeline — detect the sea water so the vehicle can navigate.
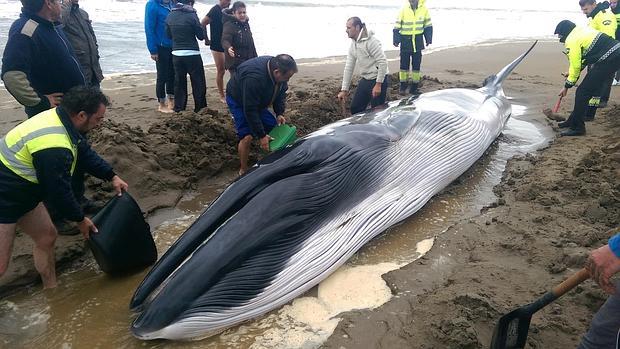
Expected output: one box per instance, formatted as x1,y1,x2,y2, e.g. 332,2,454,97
0,0,584,77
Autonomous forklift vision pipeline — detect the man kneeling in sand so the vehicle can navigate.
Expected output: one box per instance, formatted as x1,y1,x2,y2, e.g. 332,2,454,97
337,16,389,115
0,86,128,289
225,54,297,175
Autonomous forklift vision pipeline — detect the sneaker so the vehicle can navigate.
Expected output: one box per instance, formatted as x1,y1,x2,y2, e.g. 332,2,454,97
613,79,620,86
560,129,585,136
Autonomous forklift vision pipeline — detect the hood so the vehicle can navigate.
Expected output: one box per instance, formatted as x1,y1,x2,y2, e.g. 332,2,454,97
554,20,576,43
222,8,249,24
589,1,611,18
356,26,374,42
172,3,196,12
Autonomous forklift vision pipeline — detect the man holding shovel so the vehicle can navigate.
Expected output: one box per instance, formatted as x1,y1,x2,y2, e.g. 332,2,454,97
554,20,620,136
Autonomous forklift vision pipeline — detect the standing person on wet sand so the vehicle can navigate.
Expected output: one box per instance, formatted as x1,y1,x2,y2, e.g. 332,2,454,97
145,0,175,113
393,0,432,95
221,1,257,76
580,0,617,109
60,0,104,88
611,0,620,84
166,0,207,113
201,0,231,103
0,86,128,289
225,55,297,176
337,17,389,115
554,20,620,136
577,230,620,349
1,0,85,118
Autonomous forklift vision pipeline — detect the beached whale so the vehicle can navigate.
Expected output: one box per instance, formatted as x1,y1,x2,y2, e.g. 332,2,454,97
129,42,537,340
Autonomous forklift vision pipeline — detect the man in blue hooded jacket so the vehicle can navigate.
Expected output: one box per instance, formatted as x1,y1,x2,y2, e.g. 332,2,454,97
1,0,85,118
145,0,176,113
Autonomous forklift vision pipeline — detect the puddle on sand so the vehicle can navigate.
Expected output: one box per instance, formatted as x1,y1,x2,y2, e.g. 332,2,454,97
0,101,551,349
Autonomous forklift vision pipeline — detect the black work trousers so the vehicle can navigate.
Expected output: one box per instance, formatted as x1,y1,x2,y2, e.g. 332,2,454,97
568,53,620,132
599,72,614,103
350,76,390,115
155,46,175,102
172,55,207,113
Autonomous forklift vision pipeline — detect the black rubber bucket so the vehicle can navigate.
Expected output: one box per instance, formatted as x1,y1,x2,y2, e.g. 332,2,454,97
88,193,157,274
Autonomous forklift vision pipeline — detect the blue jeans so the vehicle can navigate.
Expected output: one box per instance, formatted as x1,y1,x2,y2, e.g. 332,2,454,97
578,281,620,349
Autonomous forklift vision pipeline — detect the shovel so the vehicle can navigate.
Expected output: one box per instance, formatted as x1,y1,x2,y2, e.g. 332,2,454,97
552,96,563,114
489,268,590,349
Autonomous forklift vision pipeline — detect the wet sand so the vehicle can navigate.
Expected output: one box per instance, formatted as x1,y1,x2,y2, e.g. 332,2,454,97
0,40,618,348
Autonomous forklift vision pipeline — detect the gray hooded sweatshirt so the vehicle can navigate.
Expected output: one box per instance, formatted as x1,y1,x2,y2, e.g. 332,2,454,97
341,26,388,91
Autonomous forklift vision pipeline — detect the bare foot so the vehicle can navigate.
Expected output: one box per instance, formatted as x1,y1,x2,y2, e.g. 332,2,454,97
238,169,247,177
542,108,565,121
158,105,173,114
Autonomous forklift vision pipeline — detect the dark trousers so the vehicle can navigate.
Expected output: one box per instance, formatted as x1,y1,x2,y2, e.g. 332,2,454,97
399,50,422,92
155,46,175,102
172,55,207,113
350,76,390,115
600,73,614,103
567,54,620,132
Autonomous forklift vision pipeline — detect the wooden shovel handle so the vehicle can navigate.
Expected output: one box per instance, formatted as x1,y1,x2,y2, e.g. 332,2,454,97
552,268,590,297
552,96,563,114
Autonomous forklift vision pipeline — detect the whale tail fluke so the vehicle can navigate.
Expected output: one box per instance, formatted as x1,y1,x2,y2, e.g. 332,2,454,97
482,41,538,94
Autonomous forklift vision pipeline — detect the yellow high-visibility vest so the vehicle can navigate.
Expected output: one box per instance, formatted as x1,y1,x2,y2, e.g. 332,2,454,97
590,8,617,38
0,108,77,183
394,1,432,36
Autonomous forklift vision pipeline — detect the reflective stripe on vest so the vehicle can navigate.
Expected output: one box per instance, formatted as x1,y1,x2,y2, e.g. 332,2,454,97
395,5,430,35
0,108,77,183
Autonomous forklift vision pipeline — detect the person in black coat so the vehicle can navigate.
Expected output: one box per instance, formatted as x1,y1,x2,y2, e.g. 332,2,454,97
225,55,297,175
221,1,257,75
165,0,207,112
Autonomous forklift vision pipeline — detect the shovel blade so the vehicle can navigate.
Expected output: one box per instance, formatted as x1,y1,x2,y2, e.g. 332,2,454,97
489,309,532,349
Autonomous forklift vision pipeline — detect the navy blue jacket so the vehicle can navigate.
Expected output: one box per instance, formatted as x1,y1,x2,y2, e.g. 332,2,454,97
145,0,174,54
0,107,115,222
226,56,288,138
1,10,85,117
165,3,204,51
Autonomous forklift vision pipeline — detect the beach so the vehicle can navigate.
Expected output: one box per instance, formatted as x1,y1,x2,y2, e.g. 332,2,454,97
0,40,618,348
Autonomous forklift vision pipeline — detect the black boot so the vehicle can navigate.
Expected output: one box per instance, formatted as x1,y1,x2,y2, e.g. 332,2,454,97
560,128,585,136
557,121,571,128
409,82,419,94
399,82,408,96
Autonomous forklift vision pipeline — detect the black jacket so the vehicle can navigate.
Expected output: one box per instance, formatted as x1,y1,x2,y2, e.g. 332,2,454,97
0,107,115,222
226,56,288,138
1,10,85,117
221,9,257,70
165,4,204,51
60,2,104,84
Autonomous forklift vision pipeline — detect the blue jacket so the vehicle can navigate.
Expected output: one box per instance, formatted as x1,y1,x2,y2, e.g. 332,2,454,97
1,10,85,117
145,0,174,54
226,56,289,139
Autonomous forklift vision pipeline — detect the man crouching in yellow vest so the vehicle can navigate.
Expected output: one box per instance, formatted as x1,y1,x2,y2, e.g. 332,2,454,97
0,86,128,289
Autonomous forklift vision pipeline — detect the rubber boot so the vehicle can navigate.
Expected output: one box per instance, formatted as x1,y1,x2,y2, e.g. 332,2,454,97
399,82,408,96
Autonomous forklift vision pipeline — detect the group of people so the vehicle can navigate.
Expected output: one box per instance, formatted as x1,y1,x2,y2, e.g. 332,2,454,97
0,0,127,289
0,0,618,347
554,0,620,136
146,0,258,113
